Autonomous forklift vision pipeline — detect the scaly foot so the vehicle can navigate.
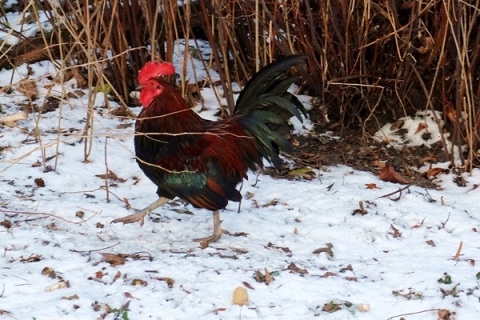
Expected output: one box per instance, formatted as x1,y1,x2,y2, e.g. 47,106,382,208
193,210,226,245
111,197,170,227
111,211,149,226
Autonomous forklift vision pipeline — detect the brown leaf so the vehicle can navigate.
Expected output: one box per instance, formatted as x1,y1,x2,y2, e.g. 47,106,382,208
417,36,434,54
312,243,334,257
232,286,249,306
352,201,368,215
445,102,456,124
438,309,454,320
0,220,12,229
17,79,38,100
320,272,337,278
287,262,308,275
20,254,43,263
212,308,226,314
322,302,342,312
420,155,438,163
41,267,57,278
131,279,147,286
365,183,379,189
95,271,104,279
95,170,127,183
344,276,358,281
411,218,425,229
101,253,126,266
388,224,402,238
113,271,122,283
414,122,427,134
426,240,436,246
124,292,136,299
452,241,463,260
34,178,45,187
155,277,175,288
265,242,291,254
61,294,79,300
264,268,272,285
454,176,467,187
379,163,409,184
427,167,448,178
242,281,254,290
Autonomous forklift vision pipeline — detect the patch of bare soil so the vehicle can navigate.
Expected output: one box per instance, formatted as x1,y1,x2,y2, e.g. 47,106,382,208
280,108,447,189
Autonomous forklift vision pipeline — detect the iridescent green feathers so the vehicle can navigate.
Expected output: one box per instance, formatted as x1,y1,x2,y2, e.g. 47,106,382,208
235,54,307,168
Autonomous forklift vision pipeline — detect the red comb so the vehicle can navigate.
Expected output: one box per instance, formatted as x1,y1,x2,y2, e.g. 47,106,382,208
138,61,176,84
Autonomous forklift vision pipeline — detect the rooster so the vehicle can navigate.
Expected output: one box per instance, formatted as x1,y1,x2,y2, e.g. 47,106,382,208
112,55,307,244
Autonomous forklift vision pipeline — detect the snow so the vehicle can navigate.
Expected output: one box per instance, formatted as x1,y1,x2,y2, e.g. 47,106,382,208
1,59,480,320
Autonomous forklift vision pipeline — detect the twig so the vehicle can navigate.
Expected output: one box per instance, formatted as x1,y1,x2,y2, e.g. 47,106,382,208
0,209,100,225
104,137,110,203
378,185,411,199
387,308,444,320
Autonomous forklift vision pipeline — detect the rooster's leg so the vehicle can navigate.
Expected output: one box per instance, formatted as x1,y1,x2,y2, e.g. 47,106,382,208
194,210,225,244
111,197,170,226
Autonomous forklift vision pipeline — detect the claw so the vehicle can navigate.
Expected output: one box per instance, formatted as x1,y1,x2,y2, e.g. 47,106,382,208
111,212,147,226
111,197,170,226
193,210,225,245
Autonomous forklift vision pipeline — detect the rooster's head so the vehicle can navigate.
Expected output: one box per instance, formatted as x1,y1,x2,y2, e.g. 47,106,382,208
138,61,176,107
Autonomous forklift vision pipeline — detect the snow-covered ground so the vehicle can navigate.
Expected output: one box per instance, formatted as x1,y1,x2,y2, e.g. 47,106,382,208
1,61,480,319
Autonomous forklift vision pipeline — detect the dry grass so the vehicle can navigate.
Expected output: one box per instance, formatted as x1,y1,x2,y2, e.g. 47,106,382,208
0,0,479,170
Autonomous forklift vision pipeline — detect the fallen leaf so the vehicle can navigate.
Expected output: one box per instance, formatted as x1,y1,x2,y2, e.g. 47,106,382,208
212,307,226,314
379,163,409,184
438,309,454,320
420,155,438,163
155,277,175,288
242,281,254,290
20,254,43,263
452,241,463,260
94,170,127,183
45,280,69,292
454,175,467,187
388,224,402,238
312,243,334,257
101,253,126,266
124,292,136,299
75,210,85,219
232,286,248,306
0,220,12,229
365,183,379,189
414,122,427,134
444,101,456,124
427,167,448,178
287,262,308,275
34,178,45,187
262,198,279,207
411,218,425,229
320,272,337,278
113,271,122,283
61,294,79,300
352,201,368,215
17,79,38,100
264,268,272,285
41,267,57,278
131,279,147,286
322,301,342,312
